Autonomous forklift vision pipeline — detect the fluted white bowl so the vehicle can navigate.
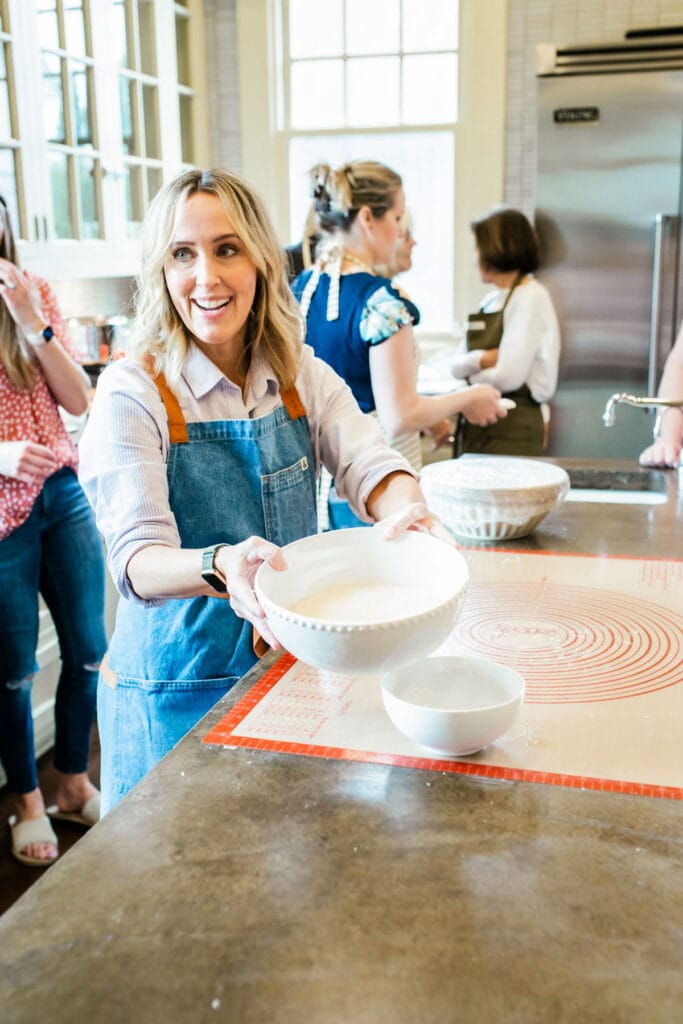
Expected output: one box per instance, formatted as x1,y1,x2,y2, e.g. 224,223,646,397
382,655,525,756
255,529,469,674
420,456,570,541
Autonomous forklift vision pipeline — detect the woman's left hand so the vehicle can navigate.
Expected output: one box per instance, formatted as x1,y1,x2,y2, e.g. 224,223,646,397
0,257,44,335
427,418,454,450
214,536,288,649
373,501,457,546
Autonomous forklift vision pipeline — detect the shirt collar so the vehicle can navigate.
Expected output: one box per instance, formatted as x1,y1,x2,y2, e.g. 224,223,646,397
182,342,279,401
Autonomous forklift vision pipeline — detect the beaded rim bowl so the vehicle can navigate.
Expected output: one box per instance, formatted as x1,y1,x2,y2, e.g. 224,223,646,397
255,529,469,674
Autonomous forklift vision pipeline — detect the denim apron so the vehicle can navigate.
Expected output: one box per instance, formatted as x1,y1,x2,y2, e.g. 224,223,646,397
98,371,317,812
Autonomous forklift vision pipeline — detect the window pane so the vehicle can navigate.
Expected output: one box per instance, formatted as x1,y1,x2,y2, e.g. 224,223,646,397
346,0,399,55
176,13,190,85
147,165,162,203
402,0,458,52
112,0,129,67
289,130,455,333
36,0,59,51
64,0,87,57
289,0,342,59
69,60,93,145
179,93,193,163
49,151,72,238
290,59,343,129
138,0,156,76
0,150,21,236
77,154,99,238
347,56,399,126
142,83,159,158
0,45,11,140
402,53,457,124
42,53,65,144
119,76,137,154
124,163,143,236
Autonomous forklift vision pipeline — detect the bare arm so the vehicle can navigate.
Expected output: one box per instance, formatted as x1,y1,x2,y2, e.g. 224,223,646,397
369,325,506,439
0,259,89,414
639,325,683,468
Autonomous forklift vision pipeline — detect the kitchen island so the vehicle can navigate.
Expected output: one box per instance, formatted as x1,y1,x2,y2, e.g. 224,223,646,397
1,460,682,1024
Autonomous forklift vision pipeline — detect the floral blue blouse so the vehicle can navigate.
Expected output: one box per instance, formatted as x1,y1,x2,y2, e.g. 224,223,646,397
291,270,421,414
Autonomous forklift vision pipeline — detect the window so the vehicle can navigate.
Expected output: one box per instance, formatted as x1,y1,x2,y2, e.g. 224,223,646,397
36,0,103,240
281,0,459,334
0,6,24,237
113,0,163,238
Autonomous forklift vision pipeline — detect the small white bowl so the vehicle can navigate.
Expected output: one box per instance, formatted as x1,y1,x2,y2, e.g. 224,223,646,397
255,529,469,674
381,655,524,756
420,455,569,541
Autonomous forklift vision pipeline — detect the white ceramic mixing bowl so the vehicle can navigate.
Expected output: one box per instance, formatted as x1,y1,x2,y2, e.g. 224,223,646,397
255,529,469,674
420,455,570,541
381,654,524,756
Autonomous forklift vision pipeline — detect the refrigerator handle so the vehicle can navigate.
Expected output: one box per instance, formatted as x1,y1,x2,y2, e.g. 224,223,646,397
648,213,675,394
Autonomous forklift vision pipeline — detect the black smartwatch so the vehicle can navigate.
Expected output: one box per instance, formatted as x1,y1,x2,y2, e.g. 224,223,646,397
201,544,229,593
26,323,54,347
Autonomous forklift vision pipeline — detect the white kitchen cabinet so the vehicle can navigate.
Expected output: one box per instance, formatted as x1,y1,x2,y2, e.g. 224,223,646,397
0,0,207,280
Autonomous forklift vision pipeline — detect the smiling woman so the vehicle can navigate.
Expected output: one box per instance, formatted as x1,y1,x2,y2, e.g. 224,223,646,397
77,167,454,815
164,193,257,384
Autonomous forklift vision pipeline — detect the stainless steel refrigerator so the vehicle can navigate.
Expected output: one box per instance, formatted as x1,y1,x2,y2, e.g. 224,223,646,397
535,31,683,458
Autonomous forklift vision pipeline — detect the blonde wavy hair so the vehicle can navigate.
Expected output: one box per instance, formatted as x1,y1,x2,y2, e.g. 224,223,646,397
309,160,403,236
0,199,36,391
129,168,302,389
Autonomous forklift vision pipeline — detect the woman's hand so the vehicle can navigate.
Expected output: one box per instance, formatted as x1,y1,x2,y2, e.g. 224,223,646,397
639,439,681,469
373,501,457,547
427,418,454,450
0,440,57,485
215,537,288,649
0,258,46,336
480,347,499,370
460,384,507,426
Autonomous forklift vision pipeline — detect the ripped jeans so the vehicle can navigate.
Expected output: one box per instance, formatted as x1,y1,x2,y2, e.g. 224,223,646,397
0,467,107,794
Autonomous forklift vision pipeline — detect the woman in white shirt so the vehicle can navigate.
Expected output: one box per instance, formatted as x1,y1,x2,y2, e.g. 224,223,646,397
451,208,560,456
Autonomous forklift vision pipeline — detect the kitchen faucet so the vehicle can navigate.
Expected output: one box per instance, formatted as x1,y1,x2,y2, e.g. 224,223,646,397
602,393,683,436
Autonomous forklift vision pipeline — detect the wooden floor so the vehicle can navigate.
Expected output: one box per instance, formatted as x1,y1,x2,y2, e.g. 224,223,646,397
0,725,100,916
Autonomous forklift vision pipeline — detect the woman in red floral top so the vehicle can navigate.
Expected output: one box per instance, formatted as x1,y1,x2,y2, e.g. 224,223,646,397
0,197,106,867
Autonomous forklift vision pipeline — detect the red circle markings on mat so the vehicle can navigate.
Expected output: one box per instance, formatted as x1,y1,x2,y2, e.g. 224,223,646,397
447,582,683,704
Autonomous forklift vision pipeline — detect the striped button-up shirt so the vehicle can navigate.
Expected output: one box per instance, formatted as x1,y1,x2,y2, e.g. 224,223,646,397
78,342,415,601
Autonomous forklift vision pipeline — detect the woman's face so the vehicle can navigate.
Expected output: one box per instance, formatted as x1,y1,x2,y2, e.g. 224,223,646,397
368,188,406,265
392,230,416,274
164,191,257,361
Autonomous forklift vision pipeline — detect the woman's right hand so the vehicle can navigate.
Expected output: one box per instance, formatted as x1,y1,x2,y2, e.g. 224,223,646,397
639,439,681,469
460,384,507,426
215,536,288,649
0,440,57,484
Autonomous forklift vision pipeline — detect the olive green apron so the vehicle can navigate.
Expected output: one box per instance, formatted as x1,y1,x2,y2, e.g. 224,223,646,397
455,274,545,457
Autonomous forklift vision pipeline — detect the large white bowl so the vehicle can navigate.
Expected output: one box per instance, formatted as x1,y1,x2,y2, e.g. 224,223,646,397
420,455,570,540
255,529,469,674
382,655,525,756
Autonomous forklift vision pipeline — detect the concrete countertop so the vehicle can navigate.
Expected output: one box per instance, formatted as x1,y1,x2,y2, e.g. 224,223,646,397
1,460,682,1024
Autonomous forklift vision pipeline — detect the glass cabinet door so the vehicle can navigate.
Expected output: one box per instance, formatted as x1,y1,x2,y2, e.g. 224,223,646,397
4,0,207,276
36,0,103,240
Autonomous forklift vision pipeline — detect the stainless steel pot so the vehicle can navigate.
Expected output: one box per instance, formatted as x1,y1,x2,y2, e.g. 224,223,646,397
68,315,129,364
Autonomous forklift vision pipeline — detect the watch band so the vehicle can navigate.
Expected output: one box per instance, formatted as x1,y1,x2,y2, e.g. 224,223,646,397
201,543,229,594
26,324,54,348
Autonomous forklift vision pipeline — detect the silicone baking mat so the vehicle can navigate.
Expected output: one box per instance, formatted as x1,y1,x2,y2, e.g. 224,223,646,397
203,551,683,799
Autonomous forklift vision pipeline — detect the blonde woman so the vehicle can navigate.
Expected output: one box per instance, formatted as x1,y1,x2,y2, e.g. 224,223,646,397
0,197,105,866
79,168,452,813
291,161,507,528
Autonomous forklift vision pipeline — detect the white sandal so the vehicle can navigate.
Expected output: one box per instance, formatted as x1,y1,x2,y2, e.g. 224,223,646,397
9,814,59,867
47,790,100,827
